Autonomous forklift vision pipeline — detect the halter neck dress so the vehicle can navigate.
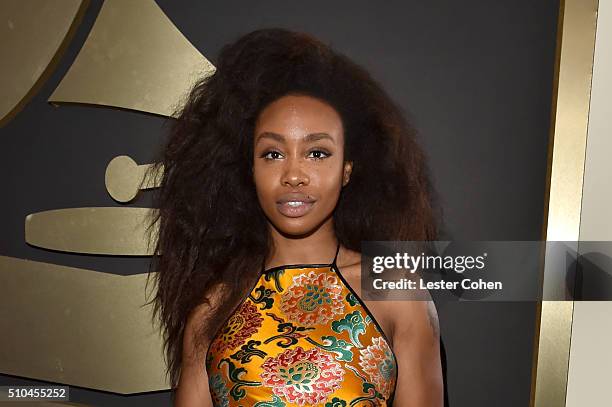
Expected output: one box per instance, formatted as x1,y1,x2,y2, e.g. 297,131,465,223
205,243,398,406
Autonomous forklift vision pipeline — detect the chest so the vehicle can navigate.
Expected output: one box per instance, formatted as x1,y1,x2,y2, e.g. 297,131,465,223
205,265,398,406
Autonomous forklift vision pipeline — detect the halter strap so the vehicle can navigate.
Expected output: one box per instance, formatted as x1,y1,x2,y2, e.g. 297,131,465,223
331,240,341,267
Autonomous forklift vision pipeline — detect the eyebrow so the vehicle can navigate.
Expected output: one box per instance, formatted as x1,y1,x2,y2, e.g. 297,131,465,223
255,132,335,144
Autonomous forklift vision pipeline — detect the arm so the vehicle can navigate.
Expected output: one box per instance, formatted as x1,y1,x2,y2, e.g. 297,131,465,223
175,289,225,407
390,298,444,407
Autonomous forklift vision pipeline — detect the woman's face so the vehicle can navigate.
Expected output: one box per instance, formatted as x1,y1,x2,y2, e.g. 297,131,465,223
253,94,352,237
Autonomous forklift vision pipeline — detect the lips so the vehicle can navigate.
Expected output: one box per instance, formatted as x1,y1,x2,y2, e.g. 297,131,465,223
276,193,316,218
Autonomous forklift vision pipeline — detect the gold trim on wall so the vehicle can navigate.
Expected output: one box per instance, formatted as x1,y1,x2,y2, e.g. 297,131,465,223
531,0,599,406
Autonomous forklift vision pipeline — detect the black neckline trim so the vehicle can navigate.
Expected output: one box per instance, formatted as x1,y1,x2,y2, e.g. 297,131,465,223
261,262,334,275
261,241,341,275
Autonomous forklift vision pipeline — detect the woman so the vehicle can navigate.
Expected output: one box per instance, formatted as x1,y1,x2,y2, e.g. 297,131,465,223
145,28,444,406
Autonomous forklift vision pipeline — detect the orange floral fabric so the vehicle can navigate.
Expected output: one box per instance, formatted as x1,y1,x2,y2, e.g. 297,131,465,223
205,265,398,406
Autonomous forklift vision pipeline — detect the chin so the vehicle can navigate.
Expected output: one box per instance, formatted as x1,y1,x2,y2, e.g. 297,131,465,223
275,222,315,237
271,216,323,237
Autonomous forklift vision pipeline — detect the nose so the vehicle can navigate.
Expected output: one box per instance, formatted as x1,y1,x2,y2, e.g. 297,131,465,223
281,157,310,187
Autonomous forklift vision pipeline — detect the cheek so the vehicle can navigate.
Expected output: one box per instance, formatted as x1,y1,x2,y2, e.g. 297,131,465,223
252,165,277,202
312,164,343,197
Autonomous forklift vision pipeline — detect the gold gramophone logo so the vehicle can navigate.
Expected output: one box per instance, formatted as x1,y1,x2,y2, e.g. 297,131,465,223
0,0,215,394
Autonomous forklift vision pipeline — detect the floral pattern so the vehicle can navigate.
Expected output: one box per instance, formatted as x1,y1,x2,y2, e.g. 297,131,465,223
210,300,264,354
358,336,397,399
260,346,344,405
206,265,398,406
331,310,367,347
280,270,345,327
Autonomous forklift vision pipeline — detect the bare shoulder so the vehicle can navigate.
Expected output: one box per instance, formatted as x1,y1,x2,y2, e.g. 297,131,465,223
175,283,228,407
375,269,440,341
384,282,444,405
386,297,440,340
184,283,228,347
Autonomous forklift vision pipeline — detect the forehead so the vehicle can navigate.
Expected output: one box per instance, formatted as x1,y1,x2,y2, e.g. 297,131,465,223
254,94,343,139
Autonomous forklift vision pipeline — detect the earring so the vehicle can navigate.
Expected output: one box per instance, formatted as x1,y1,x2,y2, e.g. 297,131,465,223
343,173,350,186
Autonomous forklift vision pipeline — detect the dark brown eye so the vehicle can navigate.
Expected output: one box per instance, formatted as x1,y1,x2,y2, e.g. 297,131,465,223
261,150,283,160
308,150,331,160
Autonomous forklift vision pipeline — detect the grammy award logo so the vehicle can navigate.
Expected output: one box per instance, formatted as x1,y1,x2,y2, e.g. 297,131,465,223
0,0,214,394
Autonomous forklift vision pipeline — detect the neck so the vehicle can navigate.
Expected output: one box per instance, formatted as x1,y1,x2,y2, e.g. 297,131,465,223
265,217,338,268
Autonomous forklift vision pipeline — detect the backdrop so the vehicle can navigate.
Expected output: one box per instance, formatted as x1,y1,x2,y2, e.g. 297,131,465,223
0,0,559,405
